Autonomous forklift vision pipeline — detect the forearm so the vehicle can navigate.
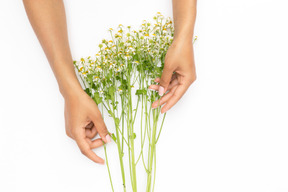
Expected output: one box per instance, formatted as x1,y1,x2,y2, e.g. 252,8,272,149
23,0,82,98
172,0,197,42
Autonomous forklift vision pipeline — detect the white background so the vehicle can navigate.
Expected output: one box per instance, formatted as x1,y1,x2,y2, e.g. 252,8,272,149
1,0,288,191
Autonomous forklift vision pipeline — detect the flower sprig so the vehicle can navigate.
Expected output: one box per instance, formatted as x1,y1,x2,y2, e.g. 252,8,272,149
74,12,175,192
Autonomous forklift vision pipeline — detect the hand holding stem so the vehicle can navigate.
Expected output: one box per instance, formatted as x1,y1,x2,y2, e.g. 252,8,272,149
149,0,197,114
64,88,111,164
23,0,111,164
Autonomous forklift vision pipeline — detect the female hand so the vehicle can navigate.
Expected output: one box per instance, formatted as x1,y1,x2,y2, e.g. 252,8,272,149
149,40,196,113
23,0,112,165
64,89,111,164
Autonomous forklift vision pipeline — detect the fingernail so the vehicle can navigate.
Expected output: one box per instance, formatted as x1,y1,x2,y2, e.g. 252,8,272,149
158,86,164,96
106,134,111,143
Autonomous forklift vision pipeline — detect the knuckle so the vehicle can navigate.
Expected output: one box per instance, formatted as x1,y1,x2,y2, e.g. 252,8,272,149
164,63,174,72
80,148,88,155
161,77,172,85
187,76,196,84
65,131,72,138
65,127,74,139
99,125,108,135
91,113,101,123
160,78,169,86
93,119,108,135
163,58,172,67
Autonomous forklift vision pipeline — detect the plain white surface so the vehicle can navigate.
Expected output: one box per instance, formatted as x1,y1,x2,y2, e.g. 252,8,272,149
1,0,288,191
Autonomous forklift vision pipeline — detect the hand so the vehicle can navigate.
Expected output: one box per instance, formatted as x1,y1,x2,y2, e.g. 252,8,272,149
64,89,111,164
149,40,196,113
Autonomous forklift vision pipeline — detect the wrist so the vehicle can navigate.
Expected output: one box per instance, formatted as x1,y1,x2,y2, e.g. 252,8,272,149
173,23,195,44
51,60,85,100
58,75,84,100
172,35,193,47
173,32,194,45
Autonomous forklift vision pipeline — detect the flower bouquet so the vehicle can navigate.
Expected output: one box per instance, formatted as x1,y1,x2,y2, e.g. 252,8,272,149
74,12,186,192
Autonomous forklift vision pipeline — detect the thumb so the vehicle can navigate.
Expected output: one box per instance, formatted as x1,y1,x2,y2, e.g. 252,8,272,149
90,113,111,144
159,64,174,96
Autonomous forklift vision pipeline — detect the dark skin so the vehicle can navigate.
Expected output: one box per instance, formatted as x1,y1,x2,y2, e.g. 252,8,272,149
23,0,197,164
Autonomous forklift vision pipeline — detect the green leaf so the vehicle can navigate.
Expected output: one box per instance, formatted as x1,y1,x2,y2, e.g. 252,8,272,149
87,74,94,83
108,110,113,117
108,86,116,101
111,133,117,142
107,71,112,79
130,133,136,140
136,64,142,72
84,88,91,96
132,133,136,139
135,89,142,95
135,89,147,95
92,83,99,90
93,92,102,104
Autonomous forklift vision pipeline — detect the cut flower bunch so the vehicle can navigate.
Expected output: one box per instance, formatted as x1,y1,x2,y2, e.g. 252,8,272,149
74,12,181,192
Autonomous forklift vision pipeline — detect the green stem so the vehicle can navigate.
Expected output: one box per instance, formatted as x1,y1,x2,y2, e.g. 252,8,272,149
146,92,162,192
156,112,167,143
152,147,157,192
121,95,125,155
132,96,140,126
129,93,138,191
114,120,127,192
104,143,114,192
107,102,126,192
126,70,138,192
101,104,114,192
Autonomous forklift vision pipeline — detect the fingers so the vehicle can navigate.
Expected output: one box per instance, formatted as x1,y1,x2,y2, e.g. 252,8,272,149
149,77,179,92
151,85,178,108
154,77,160,83
160,83,190,114
71,120,106,164
159,63,174,96
155,73,177,83
74,132,105,164
90,110,111,144
85,127,97,139
85,121,94,129
85,138,105,149
148,84,160,91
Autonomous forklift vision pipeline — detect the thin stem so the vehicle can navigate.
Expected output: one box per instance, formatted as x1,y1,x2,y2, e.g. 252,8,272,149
104,143,115,192
146,90,163,192
106,99,127,192
101,104,114,192
152,147,156,192
156,112,167,143
132,96,140,125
